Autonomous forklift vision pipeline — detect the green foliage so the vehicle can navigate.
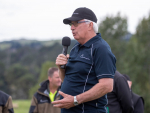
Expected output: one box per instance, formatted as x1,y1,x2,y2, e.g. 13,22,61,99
98,12,128,71
0,39,76,99
4,64,36,99
124,14,150,113
98,12,128,40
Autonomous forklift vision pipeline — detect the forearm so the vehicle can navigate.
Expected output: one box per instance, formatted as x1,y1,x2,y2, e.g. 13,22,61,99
77,78,113,104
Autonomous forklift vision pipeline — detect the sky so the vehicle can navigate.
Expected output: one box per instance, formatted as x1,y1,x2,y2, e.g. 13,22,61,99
0,0,150,42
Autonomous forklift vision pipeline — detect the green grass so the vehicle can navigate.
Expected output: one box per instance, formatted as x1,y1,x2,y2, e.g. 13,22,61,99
13,100,31,113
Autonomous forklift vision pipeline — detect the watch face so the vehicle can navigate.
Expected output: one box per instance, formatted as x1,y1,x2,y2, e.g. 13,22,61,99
74,102,78,106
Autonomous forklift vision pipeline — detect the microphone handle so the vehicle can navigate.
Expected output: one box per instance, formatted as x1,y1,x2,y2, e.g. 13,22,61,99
60,46,68,69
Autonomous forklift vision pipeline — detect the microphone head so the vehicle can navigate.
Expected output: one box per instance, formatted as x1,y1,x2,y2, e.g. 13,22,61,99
62,36,71,46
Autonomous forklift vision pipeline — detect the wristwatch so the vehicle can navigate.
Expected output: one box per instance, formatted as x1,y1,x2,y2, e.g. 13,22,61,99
74,96,79,106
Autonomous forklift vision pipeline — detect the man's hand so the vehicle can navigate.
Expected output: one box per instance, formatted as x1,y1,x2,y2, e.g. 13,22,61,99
55,54,69,82
56,54,69,68
52,91,75,109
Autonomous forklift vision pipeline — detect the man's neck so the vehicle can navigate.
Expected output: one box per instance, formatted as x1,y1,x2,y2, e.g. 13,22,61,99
49,84,58,94
80,32,96,45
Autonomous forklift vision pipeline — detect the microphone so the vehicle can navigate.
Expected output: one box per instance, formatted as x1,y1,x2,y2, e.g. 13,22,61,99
60,36,71,69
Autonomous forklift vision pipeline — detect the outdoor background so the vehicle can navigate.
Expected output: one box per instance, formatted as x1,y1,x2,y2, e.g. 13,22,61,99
0,0,150,113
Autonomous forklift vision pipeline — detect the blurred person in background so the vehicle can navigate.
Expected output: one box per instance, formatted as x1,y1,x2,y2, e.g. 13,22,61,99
123,74,144,113
0,90,14,113
106,71,133,113
29,67,61,113
53,7,116,113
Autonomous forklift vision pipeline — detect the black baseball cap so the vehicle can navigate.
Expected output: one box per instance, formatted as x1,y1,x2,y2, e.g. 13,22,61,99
63,7,97,24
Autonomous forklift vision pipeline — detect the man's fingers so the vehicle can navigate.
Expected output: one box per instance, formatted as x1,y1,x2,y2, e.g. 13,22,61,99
52,100,63,105
66,54,70,59
59,91,68,97
53,103,63,108
56,54,69,66
53,104,70,109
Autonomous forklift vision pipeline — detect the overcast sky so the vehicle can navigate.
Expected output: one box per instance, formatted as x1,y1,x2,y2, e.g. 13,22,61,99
0,0,150,42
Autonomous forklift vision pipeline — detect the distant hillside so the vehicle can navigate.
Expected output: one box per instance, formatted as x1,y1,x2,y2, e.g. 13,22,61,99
0,39,63,50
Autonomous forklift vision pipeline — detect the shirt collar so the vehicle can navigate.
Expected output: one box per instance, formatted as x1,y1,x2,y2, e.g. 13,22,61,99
78,33,101,48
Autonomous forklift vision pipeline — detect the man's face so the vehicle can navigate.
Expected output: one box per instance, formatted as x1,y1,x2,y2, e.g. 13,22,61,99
70,19,89,41
49,71,61,87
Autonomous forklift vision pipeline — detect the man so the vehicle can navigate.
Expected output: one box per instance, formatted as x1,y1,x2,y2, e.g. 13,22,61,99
29,67,61,113
123,74,144,113
53,7,116,113
106,71,134,113
0,90,14,113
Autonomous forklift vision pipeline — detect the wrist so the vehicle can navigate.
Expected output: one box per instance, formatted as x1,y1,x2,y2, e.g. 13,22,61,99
76,95,81,104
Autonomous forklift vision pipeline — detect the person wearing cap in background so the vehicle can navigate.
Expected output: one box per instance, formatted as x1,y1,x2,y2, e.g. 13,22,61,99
0,90,14,113
106,71,134,113
123,74,144,113
53,7,116,113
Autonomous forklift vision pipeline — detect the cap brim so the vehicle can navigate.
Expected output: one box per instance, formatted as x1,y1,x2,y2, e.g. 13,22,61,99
63,17,83,24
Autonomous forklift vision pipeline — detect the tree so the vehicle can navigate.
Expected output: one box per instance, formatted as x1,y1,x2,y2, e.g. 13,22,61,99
4,64,35,99
125,13,150,113
98,13,129,71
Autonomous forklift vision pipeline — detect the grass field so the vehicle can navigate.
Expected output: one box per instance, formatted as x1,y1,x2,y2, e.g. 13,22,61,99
13,100,31,113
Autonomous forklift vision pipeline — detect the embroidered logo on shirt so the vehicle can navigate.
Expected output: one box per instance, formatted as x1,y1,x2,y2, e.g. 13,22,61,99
80,54,90,60
40,99,48,103
73,13,79,14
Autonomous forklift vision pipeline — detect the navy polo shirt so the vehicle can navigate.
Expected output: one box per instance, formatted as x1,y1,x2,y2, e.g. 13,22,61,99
60,33,116,113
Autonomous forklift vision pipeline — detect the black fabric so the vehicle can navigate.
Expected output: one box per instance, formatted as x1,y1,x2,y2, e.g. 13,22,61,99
132,92,144,113
8,108,14,113
122,74,131,81
0,90,9,106
107,71,134,113
29,106,36,113
38,80,49,93
63,7,97,24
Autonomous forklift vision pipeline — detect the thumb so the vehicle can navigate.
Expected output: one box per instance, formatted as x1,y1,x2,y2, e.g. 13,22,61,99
66,54,69,59
59,91,68,98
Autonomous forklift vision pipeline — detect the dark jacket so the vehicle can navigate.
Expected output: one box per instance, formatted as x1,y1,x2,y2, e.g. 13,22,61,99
132,92,144,113
29,80,61,113
0,90,14,113
107,71,134,113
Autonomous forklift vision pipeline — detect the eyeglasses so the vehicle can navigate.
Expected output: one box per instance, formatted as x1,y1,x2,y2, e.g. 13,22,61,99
69,21,89,27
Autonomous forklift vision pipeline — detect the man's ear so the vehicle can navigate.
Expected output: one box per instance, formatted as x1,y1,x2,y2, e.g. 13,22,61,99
130,81,132,88
48,76,52,82
87,22,93,31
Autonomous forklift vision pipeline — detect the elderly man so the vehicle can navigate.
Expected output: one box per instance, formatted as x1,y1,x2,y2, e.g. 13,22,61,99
53,7,116,113
29,67,61,113
0,90,14,113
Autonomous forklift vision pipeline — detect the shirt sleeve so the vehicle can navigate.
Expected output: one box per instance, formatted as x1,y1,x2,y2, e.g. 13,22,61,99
93,45,116,79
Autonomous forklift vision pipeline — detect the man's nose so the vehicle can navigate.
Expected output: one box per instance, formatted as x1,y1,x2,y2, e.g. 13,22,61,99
71,25,75,30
